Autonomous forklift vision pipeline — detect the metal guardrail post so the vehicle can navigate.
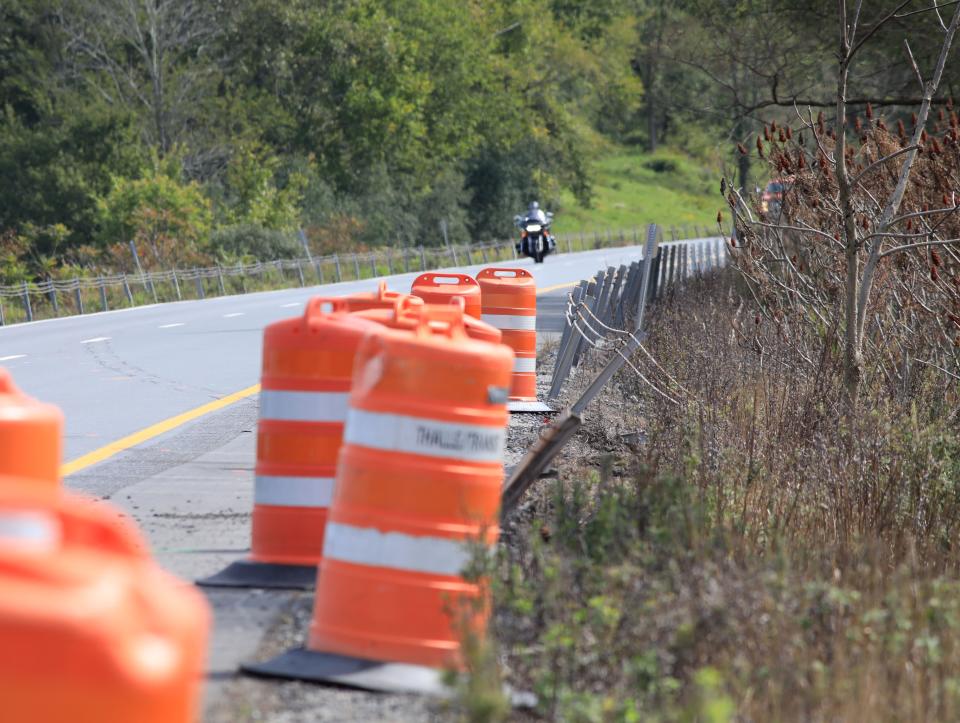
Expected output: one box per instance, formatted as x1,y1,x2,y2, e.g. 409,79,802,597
98,277,108,311
22,282,33,322
617,261,641,327
547,283,586,404
572,274,604,367
122,275,133,306
353,255,361,280
172,270,182,301
48,284,59,316
635,225,658,328
74,282,83,314
419,246,427,271
296,260,305,287
595,268,616,334
334,254,342,282
217,265,226,295
604,265,628,324
369,253,377,278
194,275,205,299
0,297,4,326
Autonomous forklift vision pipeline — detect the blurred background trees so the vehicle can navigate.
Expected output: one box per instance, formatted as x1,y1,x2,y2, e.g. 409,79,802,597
1,0,957,278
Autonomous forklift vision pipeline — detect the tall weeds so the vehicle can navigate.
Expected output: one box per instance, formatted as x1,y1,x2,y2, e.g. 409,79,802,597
491,270,960,721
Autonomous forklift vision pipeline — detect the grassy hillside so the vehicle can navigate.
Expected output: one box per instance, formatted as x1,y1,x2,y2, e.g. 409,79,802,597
553,148,721,234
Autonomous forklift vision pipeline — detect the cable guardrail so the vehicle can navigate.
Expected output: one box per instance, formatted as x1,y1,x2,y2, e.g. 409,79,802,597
501,226,729,516
545,233,727,404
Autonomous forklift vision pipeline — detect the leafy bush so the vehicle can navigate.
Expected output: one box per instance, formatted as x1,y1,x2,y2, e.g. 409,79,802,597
210,224,300,262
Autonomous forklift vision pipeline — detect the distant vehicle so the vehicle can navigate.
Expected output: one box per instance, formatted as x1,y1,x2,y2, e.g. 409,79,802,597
760,177,793,217
514,201,556,263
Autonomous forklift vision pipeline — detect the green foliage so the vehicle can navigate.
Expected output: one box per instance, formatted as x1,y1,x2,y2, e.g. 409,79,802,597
97,154,212,267
0,104,144,247
219,144,308,231
209,225,300,263
11,0,943,273
554,147,718,233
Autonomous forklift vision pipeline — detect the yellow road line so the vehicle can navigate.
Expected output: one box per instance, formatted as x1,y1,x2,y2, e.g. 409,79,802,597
537,281,579,295
62,383,261,477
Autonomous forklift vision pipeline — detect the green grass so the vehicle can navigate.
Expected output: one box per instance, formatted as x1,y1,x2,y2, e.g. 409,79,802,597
553,147,721,234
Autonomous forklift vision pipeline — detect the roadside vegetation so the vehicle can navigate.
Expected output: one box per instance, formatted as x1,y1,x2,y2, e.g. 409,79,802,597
554,148,718,234
475,264,960,721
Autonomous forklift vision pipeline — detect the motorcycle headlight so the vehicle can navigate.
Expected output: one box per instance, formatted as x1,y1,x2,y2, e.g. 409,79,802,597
526,224,541,232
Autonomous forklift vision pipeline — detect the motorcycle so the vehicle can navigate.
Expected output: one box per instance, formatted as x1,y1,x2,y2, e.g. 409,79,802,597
514,212,556,263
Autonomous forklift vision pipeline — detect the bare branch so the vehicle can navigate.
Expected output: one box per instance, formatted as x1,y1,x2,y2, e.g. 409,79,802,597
850,0,913,59
851,144,921,187
893,0,960,20
903,40,925,91
879,238,960,258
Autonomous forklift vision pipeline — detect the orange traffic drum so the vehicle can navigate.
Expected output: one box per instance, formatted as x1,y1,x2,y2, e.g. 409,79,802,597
243,303,513,695
345,281,424,313
0,368,63,487
353,295,501,344
197,297,384,590
0,479,209,723
410,272,482,318
477,268,537,401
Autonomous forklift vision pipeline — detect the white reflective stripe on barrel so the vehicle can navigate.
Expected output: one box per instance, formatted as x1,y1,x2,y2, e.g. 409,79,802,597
344,409,505,463
259,389,349,423
513,357,536,374
323,521,476,576
480,314,536,331
254,475,335,507
0,512,59,551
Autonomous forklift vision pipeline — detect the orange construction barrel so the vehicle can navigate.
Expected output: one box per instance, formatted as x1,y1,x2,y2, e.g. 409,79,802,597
346,280,424,313
477,268,538,402
410,273,482,318
243,303,513,694
353,295,502,345
0,479,209,723
0,368,63,487
197,297,385,590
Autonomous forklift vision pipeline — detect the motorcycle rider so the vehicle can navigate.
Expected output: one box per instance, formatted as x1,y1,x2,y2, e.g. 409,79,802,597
514,201,556,258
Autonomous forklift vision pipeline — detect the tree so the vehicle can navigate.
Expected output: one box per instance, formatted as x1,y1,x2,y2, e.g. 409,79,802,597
727,1,960,404
56,0,222,156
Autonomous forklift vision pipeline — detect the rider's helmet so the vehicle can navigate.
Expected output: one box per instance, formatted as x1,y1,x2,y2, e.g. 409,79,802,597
528,201,540,213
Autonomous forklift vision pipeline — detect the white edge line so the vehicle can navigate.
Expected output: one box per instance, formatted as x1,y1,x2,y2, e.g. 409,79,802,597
0,355,26,361
280,302,301,308
223,312,244,318
158,323,185,328
80,336,111,344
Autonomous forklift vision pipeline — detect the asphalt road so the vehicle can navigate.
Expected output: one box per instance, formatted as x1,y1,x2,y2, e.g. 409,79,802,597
0,242,689,468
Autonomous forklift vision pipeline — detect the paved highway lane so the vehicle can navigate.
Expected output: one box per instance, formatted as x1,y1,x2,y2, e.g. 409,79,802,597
0,241,710,469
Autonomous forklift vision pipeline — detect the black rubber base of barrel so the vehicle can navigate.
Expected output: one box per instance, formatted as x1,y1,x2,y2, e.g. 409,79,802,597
241,648,447,696
195,560,316,590
507,400,553,413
